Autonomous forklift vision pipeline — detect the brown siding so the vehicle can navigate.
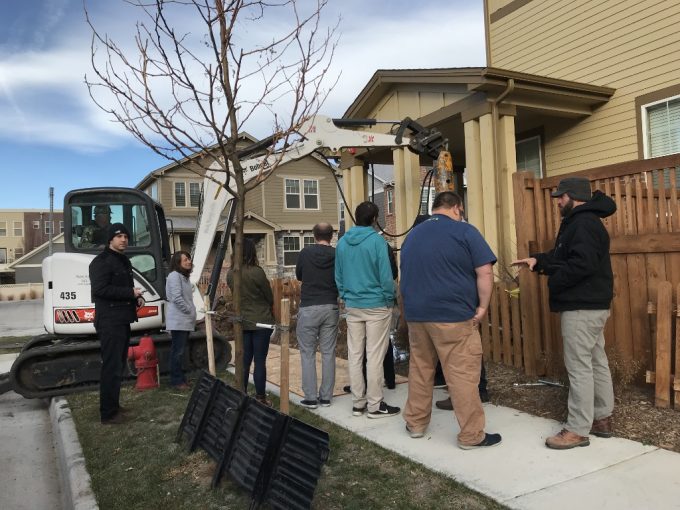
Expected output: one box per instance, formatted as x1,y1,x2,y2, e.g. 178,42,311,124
489,0,680,174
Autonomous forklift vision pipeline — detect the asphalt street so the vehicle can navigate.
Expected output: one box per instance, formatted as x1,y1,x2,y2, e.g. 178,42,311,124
0,299,46,337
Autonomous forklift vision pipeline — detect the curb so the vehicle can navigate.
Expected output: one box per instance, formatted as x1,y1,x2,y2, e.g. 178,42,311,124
49,397,99,510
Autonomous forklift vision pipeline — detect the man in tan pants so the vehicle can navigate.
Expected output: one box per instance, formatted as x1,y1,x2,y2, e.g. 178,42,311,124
400,192,501,448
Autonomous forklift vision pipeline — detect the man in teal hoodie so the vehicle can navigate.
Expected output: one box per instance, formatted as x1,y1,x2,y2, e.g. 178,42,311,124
335,202,400,419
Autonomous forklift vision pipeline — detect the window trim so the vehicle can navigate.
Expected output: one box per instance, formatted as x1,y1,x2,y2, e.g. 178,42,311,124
282,235,301,267
13,221,23,237
44,221,53,235
636,84,680,159
515,134,544,179
640,93,680,159
386,189,394,215
33,220,40,230
173,180,201,208
0,221,6,237
283,177,320,211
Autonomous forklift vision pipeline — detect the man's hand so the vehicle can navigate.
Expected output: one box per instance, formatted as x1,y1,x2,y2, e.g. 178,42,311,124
134,287,144,298
511,257,537,271
472,306,487,327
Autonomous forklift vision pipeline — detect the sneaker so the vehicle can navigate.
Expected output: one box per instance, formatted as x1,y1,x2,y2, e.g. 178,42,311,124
352,406,366,416
101,412,127,425
319,399,331,407
590,416,613,438
300,399,318,409
255,394,273,407
435,397,453,410
458,433,502,450
405,424,424,438
367,401,401,419
546,429,590,450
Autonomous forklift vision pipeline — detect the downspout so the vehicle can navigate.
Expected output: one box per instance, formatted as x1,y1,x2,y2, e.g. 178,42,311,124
490,77,514,272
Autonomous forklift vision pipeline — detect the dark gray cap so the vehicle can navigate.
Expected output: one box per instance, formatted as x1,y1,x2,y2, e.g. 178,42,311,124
551,177,592,201
107,223,130,243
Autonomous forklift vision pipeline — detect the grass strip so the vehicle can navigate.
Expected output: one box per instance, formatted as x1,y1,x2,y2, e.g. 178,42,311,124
68,372,507,510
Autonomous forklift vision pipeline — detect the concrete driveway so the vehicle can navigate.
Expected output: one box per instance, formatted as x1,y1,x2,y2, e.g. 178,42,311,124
0,300,45,337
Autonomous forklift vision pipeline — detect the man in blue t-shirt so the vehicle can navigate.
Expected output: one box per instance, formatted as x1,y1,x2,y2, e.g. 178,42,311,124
400,191,502,449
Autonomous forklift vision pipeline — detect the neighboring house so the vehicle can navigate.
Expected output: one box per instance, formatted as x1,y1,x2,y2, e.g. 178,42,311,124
9,233,65,284
0,209,64,282
338,1,680,268
136,145,341,279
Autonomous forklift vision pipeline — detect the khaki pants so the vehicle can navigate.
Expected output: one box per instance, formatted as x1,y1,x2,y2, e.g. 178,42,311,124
404,321,485,446
346,306,392,412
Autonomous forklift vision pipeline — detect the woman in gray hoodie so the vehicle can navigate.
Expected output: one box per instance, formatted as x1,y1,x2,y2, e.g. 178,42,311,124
165,251,197,389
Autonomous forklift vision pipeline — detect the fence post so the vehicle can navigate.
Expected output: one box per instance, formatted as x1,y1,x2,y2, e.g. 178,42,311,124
279,298,290,414
655,282,672,408
513,172,540,375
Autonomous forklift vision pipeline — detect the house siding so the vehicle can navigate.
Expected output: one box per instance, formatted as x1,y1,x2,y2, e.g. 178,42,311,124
488,0,680,174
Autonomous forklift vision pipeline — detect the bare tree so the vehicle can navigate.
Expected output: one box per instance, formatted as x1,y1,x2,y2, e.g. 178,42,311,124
85,0,339,389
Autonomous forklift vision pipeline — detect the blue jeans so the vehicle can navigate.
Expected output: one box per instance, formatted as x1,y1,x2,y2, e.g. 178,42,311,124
243,328,271,396
170,330,189,386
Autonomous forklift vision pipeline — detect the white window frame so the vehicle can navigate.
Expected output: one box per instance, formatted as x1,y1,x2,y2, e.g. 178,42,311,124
14,247,23,260
387,189,394,214
284,177,319,210
13,221,23,237
0,248,6,264
59,220,64,233
0,221,6,236
515,135,543,178
282,235,301,266
33,220,40,230
174,181,201,208
641,93,680,159
44,221,53,235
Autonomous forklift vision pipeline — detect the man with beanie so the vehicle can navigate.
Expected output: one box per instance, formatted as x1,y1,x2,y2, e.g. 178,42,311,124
513,177,616,449
335,202,400,419
89,222,144,425
296,223,339,409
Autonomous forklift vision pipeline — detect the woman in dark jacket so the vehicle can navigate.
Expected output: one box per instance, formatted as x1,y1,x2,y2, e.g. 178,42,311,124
227,239,275,406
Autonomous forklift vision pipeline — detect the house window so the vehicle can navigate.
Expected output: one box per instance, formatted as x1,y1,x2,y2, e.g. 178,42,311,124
174,181,200,208
0,221,6,236
516,136,543,178
285,178,319,209
643,95,680,158
175,182,186,207
189,182,201,207
14,248,23,259
303,180,319,209
33,220,40,229
387,189,394,214
285,179,300,208
146,182,158,200
0,248,6,264
283,236,301,266
45,221,52,235
59,221,64,233
420,187,435,215
13,221,23,237
303,235,315,248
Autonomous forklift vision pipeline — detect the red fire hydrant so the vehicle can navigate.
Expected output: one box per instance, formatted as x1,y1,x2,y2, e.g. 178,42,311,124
127,335,159,390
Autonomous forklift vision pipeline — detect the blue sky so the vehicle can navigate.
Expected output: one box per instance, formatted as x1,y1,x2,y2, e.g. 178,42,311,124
0,0,485,209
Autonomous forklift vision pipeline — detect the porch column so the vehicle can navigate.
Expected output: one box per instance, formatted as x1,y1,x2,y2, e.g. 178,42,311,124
392,148,421,249
341,167,354,229
464,119,484,231
349,164,366,219
497,114,518,264
478,113,500,260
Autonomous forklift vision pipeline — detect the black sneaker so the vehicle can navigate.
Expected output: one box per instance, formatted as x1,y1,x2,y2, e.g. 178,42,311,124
352,406,366,416
343,385,351,394
300,399,318,409
319,399,331,407
458,433,502,450
479,390,490,403
367,401,400,419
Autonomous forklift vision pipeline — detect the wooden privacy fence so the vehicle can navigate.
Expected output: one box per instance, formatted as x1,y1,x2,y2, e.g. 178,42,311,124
513,153,680,377
646,281,680,408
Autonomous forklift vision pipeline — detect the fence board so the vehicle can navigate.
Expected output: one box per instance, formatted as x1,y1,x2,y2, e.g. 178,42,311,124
627,254,651,369
480,313,491,359
510,290,523,369
675,284,680,408
655,281,673,408
646,172,657,233
658,169,669,233
490,289,501,363
499,283,513,365
634,176,645,233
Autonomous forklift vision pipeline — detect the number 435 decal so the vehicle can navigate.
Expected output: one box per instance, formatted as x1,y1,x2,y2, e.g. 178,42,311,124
60,292,77,300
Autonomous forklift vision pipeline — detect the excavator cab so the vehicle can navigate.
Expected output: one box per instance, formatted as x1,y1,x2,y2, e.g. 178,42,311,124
64,188,171,299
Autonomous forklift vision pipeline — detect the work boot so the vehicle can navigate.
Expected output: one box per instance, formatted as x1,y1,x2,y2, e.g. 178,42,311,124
545,429,590,449
255,394,272,407
435,397,453,410
590,416,613,438
101,412,127,425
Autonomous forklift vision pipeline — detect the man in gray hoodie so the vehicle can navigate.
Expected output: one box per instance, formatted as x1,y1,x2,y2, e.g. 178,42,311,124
296,223,339,409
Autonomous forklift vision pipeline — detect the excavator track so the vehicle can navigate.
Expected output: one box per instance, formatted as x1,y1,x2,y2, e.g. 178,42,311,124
7,332,231,399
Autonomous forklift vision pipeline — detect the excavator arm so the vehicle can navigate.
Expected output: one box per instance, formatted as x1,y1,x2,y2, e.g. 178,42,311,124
189,115,447,310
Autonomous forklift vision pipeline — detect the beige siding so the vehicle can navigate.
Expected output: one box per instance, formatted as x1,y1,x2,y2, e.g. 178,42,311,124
261,158,338,228
370,85,470,127
161,167,204,216
489,0,680,174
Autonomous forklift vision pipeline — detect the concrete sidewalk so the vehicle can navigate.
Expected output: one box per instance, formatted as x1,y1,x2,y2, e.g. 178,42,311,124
272,380,680,509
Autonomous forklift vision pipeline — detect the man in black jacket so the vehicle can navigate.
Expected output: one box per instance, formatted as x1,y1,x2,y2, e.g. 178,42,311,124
296,223,339,409
513,177,616,449
89,223,144,425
